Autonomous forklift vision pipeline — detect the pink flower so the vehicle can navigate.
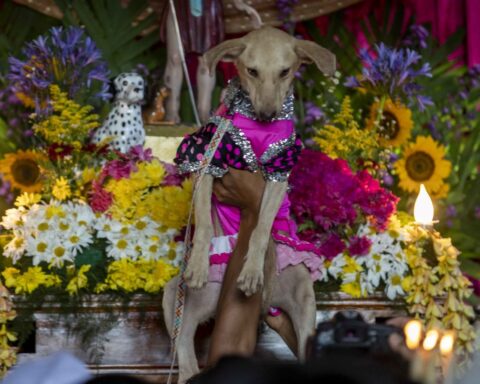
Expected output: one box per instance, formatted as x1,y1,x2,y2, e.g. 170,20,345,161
129,145,153,162
90,181,113,212
104,159,136,180
348,236,372,257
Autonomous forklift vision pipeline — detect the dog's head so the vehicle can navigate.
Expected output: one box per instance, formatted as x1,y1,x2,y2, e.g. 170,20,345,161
114,72,145,104
204,27,335,121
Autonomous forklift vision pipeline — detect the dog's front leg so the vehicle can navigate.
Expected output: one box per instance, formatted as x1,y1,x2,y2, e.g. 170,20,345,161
237,181,287,296
185,174,214,288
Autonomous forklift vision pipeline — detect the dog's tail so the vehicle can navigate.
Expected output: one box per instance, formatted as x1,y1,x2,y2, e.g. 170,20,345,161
262,237,276,312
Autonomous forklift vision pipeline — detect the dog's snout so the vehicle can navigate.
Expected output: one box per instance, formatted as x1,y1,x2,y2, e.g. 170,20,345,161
134,87,140,93
259,111,276,121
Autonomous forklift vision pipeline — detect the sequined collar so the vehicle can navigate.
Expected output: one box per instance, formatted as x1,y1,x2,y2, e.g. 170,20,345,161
222,77,294,121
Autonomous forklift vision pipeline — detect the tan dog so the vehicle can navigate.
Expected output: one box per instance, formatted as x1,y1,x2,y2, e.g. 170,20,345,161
163,27,335,383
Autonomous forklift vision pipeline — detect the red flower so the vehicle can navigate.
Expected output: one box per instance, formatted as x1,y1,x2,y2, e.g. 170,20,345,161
90,181,113,212
47,143,73,161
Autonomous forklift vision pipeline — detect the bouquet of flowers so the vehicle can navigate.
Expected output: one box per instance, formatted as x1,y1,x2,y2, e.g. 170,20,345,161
0,27,190,371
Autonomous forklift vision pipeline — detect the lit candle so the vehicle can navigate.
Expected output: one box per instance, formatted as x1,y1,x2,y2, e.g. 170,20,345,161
414,184,435,226
406,320,424,382
423,329,440,384
404,319,423,349
440,331,456,384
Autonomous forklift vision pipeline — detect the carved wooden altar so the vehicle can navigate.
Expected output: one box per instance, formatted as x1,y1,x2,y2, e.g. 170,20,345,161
16,292,406,383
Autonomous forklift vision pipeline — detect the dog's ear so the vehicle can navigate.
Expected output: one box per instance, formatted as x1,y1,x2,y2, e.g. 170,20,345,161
295,40,336,76
203,38,247,75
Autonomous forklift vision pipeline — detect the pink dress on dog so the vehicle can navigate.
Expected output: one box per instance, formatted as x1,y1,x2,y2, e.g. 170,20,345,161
175,78,323,283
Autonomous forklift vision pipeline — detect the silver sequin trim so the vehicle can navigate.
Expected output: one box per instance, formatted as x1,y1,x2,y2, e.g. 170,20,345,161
177,161,227,178
260,132,297,164
263,171,290,182
223,77,294,121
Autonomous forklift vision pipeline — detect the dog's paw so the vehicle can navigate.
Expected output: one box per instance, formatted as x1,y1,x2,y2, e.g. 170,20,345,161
184,261,209,289
237,265,263,296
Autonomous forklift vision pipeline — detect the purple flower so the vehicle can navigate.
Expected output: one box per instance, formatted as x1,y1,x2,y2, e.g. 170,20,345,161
466,274,480,297
345,43,432,110
128,145,153,162
303,101,324,126
8,26,110,115
162,162,186,187
104,159,136,180
446,205,457,218
475,207,480,220
403,25,429,50
348,236,372,257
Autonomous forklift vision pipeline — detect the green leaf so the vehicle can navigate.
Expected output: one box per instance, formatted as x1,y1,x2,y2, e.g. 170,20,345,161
75,245,105,268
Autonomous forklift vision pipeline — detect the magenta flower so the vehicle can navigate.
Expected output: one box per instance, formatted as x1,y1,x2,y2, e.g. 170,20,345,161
289,149,399,243
90,181,113,213
103,159,136,180
318,234,346,260
348,236,372,257
129,145,153,162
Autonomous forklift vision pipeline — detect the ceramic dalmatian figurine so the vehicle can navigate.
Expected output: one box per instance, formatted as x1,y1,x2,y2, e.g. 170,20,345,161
92,72,145,153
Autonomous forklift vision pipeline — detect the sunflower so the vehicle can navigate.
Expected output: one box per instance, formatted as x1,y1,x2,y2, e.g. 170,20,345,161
395,136,451,197
366,99,413,147
0,150,46,193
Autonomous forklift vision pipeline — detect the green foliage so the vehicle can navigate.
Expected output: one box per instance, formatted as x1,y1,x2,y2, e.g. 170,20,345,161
0,2,60,72
54,0,163,76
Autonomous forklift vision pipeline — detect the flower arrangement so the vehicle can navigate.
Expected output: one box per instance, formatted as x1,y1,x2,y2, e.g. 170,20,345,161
289,15,477,363
0,27,190,372
8,26,110,115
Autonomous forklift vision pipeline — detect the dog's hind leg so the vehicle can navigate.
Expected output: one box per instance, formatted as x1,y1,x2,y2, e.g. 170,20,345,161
272,265,316,361
163,277,220,384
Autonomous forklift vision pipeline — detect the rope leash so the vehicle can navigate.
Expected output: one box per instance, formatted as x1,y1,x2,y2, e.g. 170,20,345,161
167,118,230,384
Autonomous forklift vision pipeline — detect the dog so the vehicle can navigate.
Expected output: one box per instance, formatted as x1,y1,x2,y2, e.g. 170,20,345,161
164,27,335,383
92,72,145,153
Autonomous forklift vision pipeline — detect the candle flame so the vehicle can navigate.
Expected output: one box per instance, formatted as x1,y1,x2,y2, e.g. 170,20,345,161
404,320,423,349
414,184,434,225
440,332,455,356
423,329,439,351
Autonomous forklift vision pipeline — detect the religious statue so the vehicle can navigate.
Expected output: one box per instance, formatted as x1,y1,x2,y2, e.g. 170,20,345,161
159,0,262,124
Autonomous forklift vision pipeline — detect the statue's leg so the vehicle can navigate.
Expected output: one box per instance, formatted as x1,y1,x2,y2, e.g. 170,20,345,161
164,9,183,123
197,55,216,125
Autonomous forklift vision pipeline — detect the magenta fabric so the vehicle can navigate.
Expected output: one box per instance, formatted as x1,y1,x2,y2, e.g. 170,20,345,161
216,0,479,84
322,0,479,67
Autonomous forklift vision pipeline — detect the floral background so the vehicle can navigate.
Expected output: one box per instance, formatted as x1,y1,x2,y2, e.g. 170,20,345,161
0,0,478,375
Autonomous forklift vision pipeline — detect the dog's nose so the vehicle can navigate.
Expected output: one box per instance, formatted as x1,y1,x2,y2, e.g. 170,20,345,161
259,111,276,121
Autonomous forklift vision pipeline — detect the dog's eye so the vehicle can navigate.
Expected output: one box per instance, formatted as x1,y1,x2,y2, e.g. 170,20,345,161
247,68,258,77
123,80,128,86
280,68,290,78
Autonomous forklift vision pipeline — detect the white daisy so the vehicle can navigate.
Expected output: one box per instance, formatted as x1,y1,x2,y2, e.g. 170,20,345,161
64,226,94,256
106,237,138,260
25,235,54,265
49,242,75,267
3,236,26,263
328,254,347,279
94,215,123,239
385,273,405,300
0,208,25,230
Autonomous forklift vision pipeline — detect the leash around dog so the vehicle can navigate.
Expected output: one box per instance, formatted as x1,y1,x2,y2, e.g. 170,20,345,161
167,117,230,384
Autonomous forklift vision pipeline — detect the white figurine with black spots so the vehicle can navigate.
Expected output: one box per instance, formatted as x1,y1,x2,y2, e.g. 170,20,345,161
92,72,145,153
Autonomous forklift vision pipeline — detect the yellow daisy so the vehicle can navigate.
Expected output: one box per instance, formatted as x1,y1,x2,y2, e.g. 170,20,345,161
52,177,71,201
395,136,451,197
0,150,45,193
366,99,413,147
14,192,42,207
